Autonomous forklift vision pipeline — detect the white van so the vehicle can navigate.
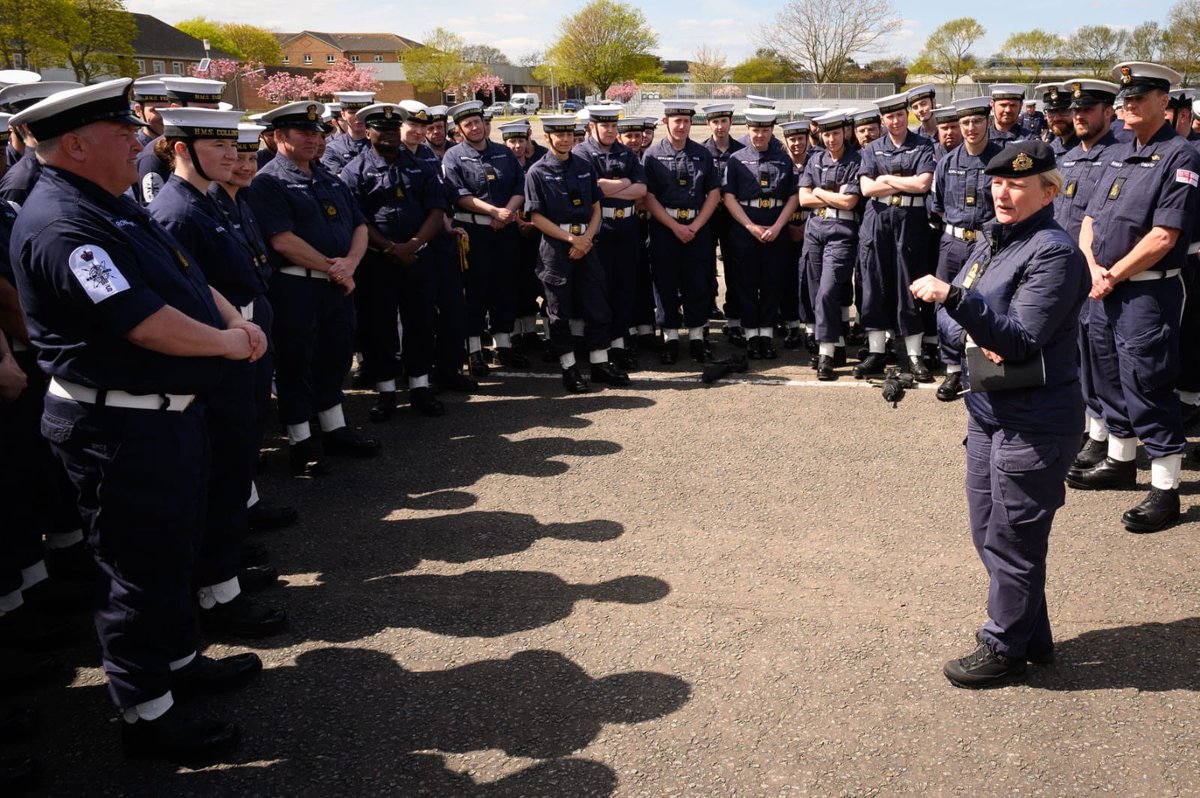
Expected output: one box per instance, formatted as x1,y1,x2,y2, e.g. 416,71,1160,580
510,93,541,114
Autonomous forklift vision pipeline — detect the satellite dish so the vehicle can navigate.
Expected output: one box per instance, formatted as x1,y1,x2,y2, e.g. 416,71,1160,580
198,58,211,73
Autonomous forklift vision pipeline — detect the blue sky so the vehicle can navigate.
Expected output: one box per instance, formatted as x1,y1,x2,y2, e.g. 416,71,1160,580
131,0,1176,65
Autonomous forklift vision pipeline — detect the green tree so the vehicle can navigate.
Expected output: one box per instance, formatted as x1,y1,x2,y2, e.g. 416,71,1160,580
688,43,728,84
543,0,659,95
176,18,235,55
730,52,800,83
1127,21,1167,62
1068,25,1128,78
461,44,510,66
401,27,470,95
44,0,138,82
0,0,64,70
176,18,283,65
912,18,985,91
997,29,1064,82
758,0,902,84
1165,0,1200,85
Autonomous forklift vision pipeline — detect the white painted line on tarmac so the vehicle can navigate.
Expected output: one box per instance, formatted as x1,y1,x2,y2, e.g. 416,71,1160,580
490,371,932,390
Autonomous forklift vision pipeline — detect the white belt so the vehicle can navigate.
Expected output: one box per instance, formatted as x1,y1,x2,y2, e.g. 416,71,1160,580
238,303,254,321
812,207,856,221
1187,242,1200,255
601,206,635,220
738,198,783,209
10,339,28,352
944,224,980,242
278,266,329,281
664,207,697,221
48,377,195,412
454,211,493,226
558,222,589,235
1128,268,1182,282
877,195,926,208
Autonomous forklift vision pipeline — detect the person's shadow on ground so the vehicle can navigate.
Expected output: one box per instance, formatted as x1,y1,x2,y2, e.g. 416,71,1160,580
1028,617,1200,691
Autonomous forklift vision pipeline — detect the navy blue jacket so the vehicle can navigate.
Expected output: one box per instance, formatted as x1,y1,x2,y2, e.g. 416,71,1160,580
340,146,448,242
932,141,1003,230
1053,129,1121,243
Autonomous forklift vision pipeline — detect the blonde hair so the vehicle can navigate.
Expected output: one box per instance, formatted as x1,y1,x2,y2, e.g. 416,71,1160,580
1038,168,1063,193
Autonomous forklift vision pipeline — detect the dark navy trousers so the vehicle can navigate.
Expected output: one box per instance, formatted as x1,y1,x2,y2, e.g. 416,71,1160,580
711,207,739,318
355,250,436,383
537,239,611,355
936,235,973,365
801,221,857,343
858,203,933,336
730,223,787,331
965,417,1076,658
597,216,640,343
461,222,519,338
649,221,713,329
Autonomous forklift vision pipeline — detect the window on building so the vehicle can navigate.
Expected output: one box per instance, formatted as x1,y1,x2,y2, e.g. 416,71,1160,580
152,60,165,73
303,53,312,64
326,54,335,63
134,58,145,75
172,61,183,75
374,54,383,63
350,54,359,63
282,54,289,64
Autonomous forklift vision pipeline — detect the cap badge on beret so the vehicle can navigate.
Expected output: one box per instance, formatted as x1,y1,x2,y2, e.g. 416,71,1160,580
307,104,318,121
1072,82,1082,98
1012,152,1034,172
1120,67,1132,85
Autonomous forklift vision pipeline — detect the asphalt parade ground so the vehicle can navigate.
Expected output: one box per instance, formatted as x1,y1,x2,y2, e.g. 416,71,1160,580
20,338,1200,797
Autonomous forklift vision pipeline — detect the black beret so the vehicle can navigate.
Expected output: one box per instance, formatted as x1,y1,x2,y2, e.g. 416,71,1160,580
984,140,1056,178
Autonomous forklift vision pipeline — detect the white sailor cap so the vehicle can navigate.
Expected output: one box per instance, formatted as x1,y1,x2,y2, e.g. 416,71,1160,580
989,83,1026,101
158,107,242,139
874,92,910,115
574,108,590,123
799,107,829,119
745,94,776,109
359,103,408,127
813,111,848,132
447,100,484,123
907,84,935,104
236,122,265,150
852,108,881,126
0,69,40,90
1062,79,1118,108
10,78,140,140
325,101,342,114
617,115,644,132
744,108,777,127
398,100,431,123
662,100,696,117
161,76,226,104
586,104,620,122
261,100,327,131
248,111,273,131
574,122,587,134
427,105,449,122
643,117,658,129
333,91,375,110
498,119,532,139
701,103,734,117
952,97,991,117
931,106,960,124
132,78,169,103
1112,61,1181,99
779,120,808,136
541,114,575,133
0,80,83,114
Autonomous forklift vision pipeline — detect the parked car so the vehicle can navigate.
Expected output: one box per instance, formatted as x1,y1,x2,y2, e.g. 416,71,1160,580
484,102,512,119
562,99,583,112
642,91,661,100
509,93,541,114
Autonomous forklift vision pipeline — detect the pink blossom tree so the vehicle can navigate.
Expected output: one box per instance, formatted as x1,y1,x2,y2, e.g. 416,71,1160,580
713,84,744,98
314,59,382,94
605,80,638,103
257,71,316,103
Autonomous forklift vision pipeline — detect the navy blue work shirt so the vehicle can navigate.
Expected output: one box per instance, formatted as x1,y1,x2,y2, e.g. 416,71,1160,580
8,166,223,394
938,204,1090,433
702,136,744,187
1051,135,1079,160
320,134,369,175
1053,129,1121,243
523,152,601,226
340,145,448,242
724,138,797,223
989,123,1035,144
207,183,273,294
860,131,935,200
798,148,862,227
932,141,1003,230
573,137,646,212
149,175,269,308
0,150,41,208
1084,121,1200,273
643,138,720,209
247,152,367,271
442,140,524,209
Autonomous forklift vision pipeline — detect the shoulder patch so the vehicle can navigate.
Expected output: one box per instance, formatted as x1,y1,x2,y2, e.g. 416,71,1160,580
1176,169,1198,188
68,245,130,304
141,172,163,203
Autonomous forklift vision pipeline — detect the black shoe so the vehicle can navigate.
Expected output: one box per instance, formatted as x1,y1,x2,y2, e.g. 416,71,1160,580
906,354,932,382
200,595,287,640
943,642,1027,689
590,361,631,387
816,355,835,381
44,542,97,582
760,338,777,359
238,565,279,593
804,332,818,355
433,371,478,393
725,326,747,347
121,707,240,765
240,541,269,568
1122,487,1181,533
0,754,38,792
936,371,963,402
1065,457,1137,490
0,706,39,744
689,339,712,363
747,336,764,359
846,323,866,347
247,503,297,532
495,347,529,368
468,351,490,377
21,576,94,615
853,353,887,379
562,365,590,394
639,333,661,352
832,346,847,367
609,347,637,371
288,438,330,478
368,390,397,423
1070,437,1107,471
710,305,724,320
172,652,263,697
409,387,445,417
660,339,679,365
323,427,380,458
782,328,802,349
